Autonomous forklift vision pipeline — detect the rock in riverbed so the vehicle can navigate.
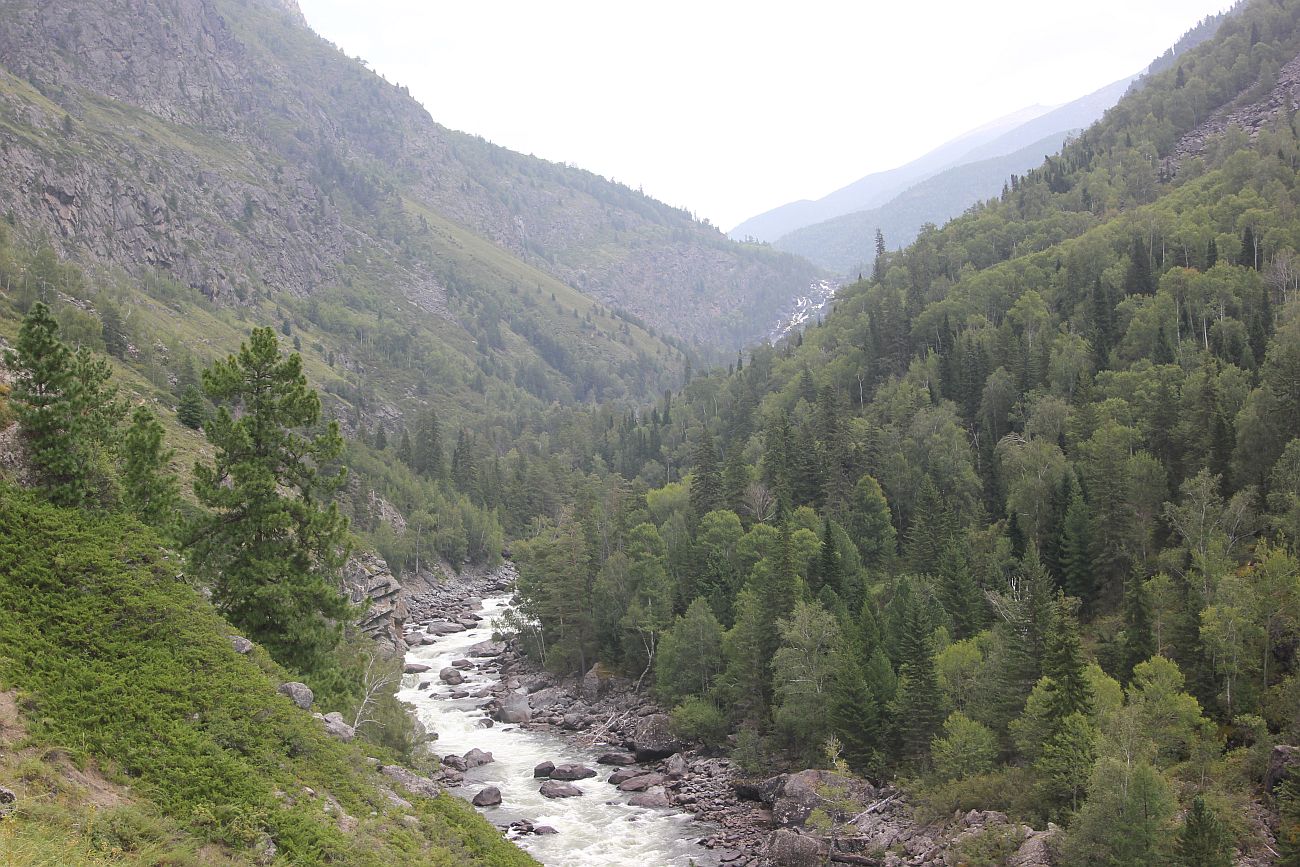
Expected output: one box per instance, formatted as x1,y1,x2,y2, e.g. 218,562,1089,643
549,763,597,781
539,780,583,799
471,786,501,807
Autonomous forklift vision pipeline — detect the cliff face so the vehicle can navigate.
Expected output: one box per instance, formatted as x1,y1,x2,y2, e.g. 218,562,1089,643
0,0,820,349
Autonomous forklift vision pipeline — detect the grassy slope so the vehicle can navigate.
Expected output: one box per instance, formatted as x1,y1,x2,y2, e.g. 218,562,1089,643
0,486,537,866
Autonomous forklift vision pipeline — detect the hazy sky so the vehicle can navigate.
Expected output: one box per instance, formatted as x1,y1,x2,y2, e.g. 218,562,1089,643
297,0,1233,230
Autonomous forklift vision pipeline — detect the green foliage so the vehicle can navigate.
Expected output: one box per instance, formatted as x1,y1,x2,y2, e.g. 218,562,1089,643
670,697,729,747
0,485,536,866
188,328,352,676
119,404,180,534
176,384,206,430
1176,795,1234,867
931,712,997,782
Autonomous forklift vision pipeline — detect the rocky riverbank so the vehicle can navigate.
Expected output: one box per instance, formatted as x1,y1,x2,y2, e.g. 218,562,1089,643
398,565,1060,867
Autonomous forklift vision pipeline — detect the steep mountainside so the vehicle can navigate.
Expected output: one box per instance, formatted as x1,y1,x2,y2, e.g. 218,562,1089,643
0,0,819,353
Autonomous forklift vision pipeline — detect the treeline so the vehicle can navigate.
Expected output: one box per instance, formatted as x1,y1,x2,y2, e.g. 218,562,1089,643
501,2,1300,863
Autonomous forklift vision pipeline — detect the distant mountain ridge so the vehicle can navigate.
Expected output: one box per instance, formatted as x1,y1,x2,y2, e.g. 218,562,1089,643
728,103,1057,243
729,76,1135,248
774,131,1073,274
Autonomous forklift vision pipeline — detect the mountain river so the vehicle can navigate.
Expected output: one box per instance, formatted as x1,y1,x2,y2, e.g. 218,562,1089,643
398,597,721,866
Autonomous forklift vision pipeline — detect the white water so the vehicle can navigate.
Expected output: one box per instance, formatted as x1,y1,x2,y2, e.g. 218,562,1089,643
398,598,720,866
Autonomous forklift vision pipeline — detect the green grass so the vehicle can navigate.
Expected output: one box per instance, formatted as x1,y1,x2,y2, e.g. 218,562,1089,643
0,485,537,866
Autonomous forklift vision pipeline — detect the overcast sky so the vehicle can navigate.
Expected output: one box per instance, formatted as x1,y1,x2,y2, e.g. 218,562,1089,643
296,0,1234,230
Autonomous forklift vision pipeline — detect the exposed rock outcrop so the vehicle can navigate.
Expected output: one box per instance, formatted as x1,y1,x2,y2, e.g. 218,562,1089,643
343,552,407,656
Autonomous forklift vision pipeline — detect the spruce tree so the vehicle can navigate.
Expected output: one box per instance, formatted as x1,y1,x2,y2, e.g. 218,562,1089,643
936,541,983,639
690,428,722,517
177,385,206,429
1059,479,1097,604
100,304,127,358
1176,795,1233,867
119,404,179,532
828,646,880,772
411,409,445,479
890,585,945,764
373,422,387,451
1042,592,1093,724
1121,570,1156,682
188,327,351,674
722,445,750,515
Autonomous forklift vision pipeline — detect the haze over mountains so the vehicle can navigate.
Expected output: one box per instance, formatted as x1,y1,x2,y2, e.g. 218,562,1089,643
732,9,1231,275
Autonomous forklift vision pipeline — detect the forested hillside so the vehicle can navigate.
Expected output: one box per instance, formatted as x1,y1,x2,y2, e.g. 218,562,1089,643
499,1,1300,862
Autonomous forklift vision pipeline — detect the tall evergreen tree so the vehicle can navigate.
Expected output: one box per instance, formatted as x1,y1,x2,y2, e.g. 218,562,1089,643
1059,479,1097,604
188,328,351,674
119,404,179,532
891,592,945,765
1121,570,1156,682
177,385,206,430
690,428,722,517
411,409,445,479
1042,592,1093,724
1176,795,1233,867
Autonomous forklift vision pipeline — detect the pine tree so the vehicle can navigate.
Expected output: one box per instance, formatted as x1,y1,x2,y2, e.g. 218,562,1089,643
188,328,351,674
809,518,842,596
177,385,206,430
373,422,387,451
397,428,414,466
452,429,478,496
119,404,179,531
1176,795,1233,867
3,302,121,506
829,645,881,772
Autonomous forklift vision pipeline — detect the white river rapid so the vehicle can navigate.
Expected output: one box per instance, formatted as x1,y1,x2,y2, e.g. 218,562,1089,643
398,597,721,866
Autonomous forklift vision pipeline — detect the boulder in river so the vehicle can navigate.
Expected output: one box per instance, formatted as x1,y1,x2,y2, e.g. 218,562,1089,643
549,763,597,781
463,748,494,768
665,753,688,778
439,667,464,685
533,760,556,778
630,713,680,761
404,662,432,674
277,681,314,710
628,788,670,808
451,658,474,669
597,752,637,766
617,772,665,792
471,786,502,807
442,754,469,771
608,768,643,785
539,780,583,799
495,694,531,723
426,621,465,636
468,639,505,658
